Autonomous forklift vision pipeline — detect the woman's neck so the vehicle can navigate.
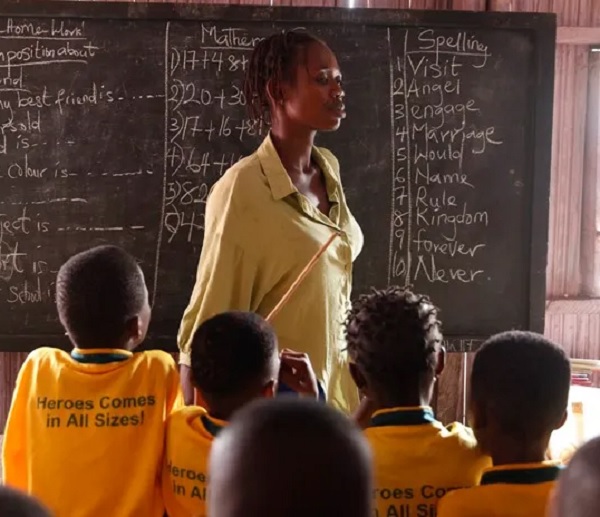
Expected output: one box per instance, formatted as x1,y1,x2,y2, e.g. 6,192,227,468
270,124,316,175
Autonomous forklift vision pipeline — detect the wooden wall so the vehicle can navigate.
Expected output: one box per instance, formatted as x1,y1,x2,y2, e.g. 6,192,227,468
2,0,600,428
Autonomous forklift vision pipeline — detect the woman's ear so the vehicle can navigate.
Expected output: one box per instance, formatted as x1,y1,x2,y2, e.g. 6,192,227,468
266,78,283,107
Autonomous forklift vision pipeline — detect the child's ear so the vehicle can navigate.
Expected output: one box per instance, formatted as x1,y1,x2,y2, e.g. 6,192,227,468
555,408,568,430
261,379,277,399
124,316,143,348
349,363,367,393
435,346,446,377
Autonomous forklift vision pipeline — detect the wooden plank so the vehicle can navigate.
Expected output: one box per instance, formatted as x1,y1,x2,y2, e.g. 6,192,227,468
582,52,600,296
436,352,467,425
557,27,600,45
545,310,600,360
348,0,410,7
449,0,486,10
0,352,27,432
547,299,600,313
547,45,588,297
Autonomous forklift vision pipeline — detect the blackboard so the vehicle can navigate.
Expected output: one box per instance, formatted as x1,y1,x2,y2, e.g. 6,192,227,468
0,2,555,352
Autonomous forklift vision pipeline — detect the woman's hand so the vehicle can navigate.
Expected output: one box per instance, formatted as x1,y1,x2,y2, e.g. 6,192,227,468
278,349,319,399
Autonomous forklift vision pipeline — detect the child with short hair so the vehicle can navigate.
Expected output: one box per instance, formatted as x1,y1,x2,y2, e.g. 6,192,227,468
345,287,491,516
438,330,571,517
208,398,373,517
2,245,183,517
0,486,53,517
162,310,319,517
550,435,600,517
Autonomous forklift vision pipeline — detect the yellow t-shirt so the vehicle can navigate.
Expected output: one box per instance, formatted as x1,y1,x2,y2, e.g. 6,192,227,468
365,407,491,517
177,133,364,413
437,462,561,517
162,406,226,517
2,347,183,517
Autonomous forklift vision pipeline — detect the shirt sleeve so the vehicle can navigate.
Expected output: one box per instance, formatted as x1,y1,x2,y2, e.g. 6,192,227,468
177,179,260,366
2,356,33,490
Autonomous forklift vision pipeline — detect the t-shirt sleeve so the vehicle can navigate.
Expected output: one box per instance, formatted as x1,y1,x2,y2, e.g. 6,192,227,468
177,179,260,366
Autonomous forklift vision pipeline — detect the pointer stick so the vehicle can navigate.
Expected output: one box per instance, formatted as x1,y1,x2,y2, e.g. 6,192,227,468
266,231,340,323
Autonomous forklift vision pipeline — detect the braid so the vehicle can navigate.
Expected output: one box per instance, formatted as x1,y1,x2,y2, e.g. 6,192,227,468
243,29,323,126
345,287,442,386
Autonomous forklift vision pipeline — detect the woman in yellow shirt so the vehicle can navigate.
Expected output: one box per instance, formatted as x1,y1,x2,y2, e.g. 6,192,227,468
178,30,363,413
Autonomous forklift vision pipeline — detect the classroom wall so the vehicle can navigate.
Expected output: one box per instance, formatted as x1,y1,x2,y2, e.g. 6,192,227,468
1,0,599,428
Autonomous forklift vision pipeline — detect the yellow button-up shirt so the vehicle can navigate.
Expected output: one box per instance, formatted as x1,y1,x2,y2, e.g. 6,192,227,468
177,134,363,413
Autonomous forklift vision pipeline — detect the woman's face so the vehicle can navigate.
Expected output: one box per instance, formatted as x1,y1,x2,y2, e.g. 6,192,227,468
278,41,345,132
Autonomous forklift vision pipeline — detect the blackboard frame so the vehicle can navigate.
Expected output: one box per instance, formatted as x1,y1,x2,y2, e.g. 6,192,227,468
0,2,556,352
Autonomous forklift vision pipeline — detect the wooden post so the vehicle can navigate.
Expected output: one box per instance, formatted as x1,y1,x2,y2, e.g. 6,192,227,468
0,353,27,432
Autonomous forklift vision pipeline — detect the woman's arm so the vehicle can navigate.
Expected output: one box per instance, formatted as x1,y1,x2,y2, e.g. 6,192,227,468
177,180,260,404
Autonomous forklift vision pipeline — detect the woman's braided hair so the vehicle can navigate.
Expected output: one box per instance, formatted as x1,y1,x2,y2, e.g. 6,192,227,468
243,29,324,126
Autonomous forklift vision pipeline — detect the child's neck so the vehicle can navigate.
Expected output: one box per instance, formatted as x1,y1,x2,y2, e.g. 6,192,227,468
374,389,432,411
490,440,549,466
205,394,254,422
205,404,233,422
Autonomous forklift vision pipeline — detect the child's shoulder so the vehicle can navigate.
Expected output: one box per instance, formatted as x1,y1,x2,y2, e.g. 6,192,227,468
438,485,482,517
439,422,477,445
438,422,489,460
24,347,70,367
132,350,178,370
167,405,207,428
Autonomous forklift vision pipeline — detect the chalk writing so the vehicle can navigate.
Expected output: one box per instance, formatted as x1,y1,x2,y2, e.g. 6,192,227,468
161,23,265,247
0,17,158,320
390,27,504,288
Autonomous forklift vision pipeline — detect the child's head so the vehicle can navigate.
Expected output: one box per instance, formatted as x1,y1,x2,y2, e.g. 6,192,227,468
0,486,53,516
209,398,372,517
469,331,570,461
552,436,600,517
56,245,150,350
191,311,279,418
345,287,444,407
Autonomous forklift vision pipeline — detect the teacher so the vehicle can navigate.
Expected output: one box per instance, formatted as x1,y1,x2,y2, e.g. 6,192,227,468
177,30,363,413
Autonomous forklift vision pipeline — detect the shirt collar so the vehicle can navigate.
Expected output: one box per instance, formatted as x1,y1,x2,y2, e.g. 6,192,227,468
257,133,297,201
70,348,132,364
481,462,563,485
200,413,228,438
369,406,436,427
256,133,340,203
